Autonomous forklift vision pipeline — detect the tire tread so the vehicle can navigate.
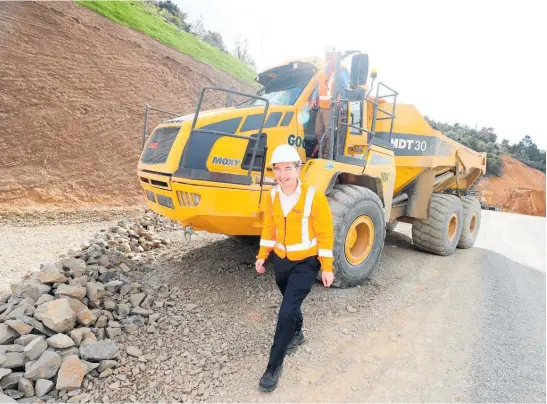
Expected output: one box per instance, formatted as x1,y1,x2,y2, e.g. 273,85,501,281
457,196,481,249
412,193,464,256
328,185,385,288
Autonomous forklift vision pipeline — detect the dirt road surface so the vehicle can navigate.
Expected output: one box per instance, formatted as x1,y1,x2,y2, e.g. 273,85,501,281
215,210,545,403
0,219,118,291
1,210,544,402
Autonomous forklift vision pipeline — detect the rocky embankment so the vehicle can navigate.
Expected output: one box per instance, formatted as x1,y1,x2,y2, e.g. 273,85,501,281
0,212,179,403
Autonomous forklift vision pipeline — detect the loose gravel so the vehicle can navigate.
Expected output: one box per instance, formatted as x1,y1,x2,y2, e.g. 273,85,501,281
0,211,182,402
1,222,116,293
1,210,544,403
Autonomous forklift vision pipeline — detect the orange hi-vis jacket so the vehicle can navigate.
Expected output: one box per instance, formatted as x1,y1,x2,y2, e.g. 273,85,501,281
256,182,335,271
317,66,348,109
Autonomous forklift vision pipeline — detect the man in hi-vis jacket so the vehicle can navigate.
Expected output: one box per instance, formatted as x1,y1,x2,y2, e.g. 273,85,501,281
255,144,334,392
309,45,350,158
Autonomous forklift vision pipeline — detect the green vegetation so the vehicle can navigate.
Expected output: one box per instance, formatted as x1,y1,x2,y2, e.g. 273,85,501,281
426,118,546,177
77,0,257,85
504,135,546,173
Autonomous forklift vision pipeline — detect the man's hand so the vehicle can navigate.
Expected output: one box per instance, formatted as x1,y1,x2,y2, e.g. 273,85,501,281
322,271,334,287
255,259,266,274
309,99,317,109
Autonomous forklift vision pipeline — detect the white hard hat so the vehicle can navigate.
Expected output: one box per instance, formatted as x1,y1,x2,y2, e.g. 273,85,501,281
270,144,301,165
324,45,339,53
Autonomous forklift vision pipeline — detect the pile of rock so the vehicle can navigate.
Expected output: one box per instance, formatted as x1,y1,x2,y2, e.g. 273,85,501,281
0,212,178,403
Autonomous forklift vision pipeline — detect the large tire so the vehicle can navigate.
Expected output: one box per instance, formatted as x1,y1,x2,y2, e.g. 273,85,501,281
327,185,386,288
412,194,464,256
457,196,481,249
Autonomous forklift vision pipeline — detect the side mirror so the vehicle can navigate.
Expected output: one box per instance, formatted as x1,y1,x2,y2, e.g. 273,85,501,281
350,54,369,87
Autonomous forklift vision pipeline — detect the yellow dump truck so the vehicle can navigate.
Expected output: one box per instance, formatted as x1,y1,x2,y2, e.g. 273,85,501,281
137,51,487,287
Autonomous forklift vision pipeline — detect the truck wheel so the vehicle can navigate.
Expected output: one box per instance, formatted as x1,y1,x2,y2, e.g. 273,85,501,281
412,194,463,256
457,196,481,249
327,185,385,288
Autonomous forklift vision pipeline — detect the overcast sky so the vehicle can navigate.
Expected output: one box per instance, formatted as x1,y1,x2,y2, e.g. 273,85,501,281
175,0,546,148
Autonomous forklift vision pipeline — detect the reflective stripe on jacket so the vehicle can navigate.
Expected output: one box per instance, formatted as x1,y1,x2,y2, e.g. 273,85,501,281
257,182,334,271
317,66,348,109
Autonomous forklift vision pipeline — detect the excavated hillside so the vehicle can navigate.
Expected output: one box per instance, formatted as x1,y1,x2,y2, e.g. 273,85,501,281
475,155,546,217
0,1,254,213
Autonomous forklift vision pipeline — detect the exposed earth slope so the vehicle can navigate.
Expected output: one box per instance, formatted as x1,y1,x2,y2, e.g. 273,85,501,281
0,1,254,213
476,155,546,216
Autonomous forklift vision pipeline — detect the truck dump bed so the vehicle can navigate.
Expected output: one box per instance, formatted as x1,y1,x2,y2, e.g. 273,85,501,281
372,101,487,195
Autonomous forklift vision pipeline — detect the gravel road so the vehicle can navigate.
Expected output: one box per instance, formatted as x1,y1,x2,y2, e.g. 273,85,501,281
1,210,544,402
0,220,118,291
213,210,545,403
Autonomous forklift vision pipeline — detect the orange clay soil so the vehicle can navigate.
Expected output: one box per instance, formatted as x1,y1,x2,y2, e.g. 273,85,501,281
0,1,254,214
475,155,546,216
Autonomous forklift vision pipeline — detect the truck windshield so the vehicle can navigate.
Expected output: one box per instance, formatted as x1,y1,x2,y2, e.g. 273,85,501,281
251,87,302,106
245,67,316,107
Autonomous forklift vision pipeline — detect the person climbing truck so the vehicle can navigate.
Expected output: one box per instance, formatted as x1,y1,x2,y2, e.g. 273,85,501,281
254,144,335,392
309,44,350,158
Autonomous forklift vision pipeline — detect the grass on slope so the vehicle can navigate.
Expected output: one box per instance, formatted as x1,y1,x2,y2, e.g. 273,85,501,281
77,0,258,85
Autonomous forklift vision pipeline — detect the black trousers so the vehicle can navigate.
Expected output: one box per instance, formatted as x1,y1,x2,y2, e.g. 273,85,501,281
267,252,320,370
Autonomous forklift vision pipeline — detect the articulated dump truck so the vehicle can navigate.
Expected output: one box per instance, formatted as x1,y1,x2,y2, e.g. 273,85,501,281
137,51,487,288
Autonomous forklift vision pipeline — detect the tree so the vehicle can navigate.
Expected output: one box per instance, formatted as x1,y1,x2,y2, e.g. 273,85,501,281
156,0,180,15
475,140,487,152
501,139,510,151
166,13,181,27
487,156,503,176
445,130,459,141
202,31,226,52
522,135,533,148
232,35,256,69
191,15,206,39
188,16,227,52
155,0,191,31
426,117,545,175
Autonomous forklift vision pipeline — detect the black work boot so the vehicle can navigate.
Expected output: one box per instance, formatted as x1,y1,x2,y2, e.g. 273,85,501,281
286,329,305,355
259,364,283,392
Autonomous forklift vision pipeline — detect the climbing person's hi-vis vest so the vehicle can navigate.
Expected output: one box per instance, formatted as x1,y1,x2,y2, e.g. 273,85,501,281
317,66,347,109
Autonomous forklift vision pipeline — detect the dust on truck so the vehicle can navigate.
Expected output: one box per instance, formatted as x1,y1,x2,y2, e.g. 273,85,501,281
137,51,487,288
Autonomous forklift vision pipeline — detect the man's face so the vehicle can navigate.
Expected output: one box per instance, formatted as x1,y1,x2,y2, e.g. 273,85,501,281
325,52,336,68
273,162,300,189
